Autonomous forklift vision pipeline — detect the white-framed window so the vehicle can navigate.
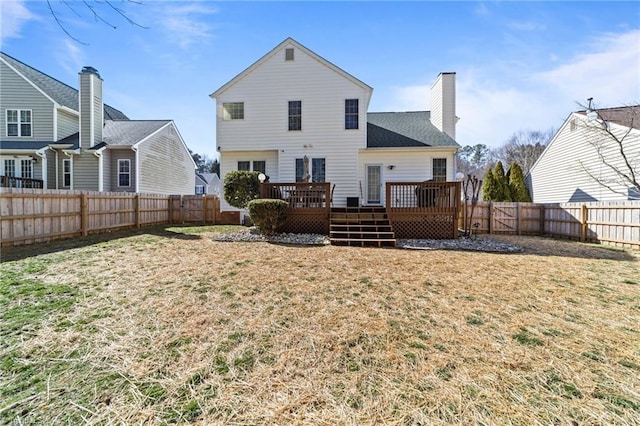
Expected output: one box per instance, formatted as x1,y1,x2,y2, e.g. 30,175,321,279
21,159,33,179
118,159,131,187
223,102,244,120
295,157,326,182
4,159,16,177
345,99,359,130
288,101,302,131
237,160,265,173
6,109,32,137
63,159,71,187
195,185,205,195
432,158,447,182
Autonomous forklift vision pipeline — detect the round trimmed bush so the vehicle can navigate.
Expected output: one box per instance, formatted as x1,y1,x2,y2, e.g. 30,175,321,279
247,199,289,235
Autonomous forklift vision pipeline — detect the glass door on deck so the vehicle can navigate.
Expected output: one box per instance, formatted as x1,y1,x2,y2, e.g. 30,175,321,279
366,165,381,205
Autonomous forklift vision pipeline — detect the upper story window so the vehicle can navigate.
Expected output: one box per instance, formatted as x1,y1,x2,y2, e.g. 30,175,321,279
432,158,447,182
345,99,359,130
288,101,302,131
285,48,294,61
118,159,131,187
6,109,32,137
223,102,244,120
63,159,71,187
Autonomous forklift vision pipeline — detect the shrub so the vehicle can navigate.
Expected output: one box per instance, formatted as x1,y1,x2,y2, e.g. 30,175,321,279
224,171,260,209
508,162,532,202
481,169,497,201
247,199,289,235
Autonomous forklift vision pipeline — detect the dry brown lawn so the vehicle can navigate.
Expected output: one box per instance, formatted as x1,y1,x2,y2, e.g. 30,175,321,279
1,226,639,425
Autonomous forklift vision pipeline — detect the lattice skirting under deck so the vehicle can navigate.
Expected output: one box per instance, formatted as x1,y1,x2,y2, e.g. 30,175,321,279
390,214,457,239
279,212,330,235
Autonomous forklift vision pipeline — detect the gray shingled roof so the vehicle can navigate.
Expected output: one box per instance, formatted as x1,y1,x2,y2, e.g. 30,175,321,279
103,120,171,146
367,112,459,148
1,51,128,120
576,105,640,130
0,141,54,150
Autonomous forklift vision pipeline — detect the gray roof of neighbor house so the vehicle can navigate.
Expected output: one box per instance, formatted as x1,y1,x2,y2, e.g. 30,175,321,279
367,111,459,148
1,51,129,120
103,120,171,146
576,105,640,130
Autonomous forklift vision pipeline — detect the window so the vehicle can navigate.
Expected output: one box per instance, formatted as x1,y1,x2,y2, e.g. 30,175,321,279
432,158,447,182
253,161,266,174
118,159,131,187
195,185,204,195
295,157,325,182
288,101,302,131
4,159,15,177
312,158,326,182
63,159,71,187
21,159,32,179
6,109,32,137
285,48,294,61
237,161,250,171
570,118,577,131
223,102,244,120
345,99,359,129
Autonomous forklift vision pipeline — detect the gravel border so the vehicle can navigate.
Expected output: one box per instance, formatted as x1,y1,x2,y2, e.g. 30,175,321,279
214,227,523,253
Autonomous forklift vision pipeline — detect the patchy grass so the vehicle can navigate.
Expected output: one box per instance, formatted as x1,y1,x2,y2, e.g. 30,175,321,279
1,229,639,425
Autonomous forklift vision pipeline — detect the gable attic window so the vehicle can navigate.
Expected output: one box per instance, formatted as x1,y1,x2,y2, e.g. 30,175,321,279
570,118,577,131
6,109,32,137
223,102,244,120
285,48,294,61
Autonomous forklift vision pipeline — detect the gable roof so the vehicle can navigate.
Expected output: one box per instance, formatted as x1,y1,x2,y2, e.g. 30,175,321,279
1,51,128,120
367,112,460,148
576,105,640,130
210,37,372,98
103,120,171,146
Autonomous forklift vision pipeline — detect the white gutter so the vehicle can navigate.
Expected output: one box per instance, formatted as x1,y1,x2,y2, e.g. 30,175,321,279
35,147,50,188
93,146,106,192
131,146,139,193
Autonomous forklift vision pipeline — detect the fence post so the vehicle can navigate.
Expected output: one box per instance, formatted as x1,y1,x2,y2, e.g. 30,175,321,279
488,202,493,234
135,194,141,228
203,195,207,225
581,204,588,242
517,203,522,235
539,204,545,236
81,193,88,236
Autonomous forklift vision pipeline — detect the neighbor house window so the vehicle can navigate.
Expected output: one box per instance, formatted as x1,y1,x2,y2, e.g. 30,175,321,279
63,159,71,187
288,101,302,131
253,161,266,174
432,158,447,182
21,159,32,179
345,99,359,129
4,159,15,177
295,158,325,182
195,185,204,195
237,161,250,171
285,48,294,61
6,109,32,137
118,159,131,187
223,102,244,120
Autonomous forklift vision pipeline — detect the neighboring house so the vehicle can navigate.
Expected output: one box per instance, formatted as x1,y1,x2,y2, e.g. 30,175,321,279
209,38,460,213
195,172,221,196
527,105,640,202
0,52,196,194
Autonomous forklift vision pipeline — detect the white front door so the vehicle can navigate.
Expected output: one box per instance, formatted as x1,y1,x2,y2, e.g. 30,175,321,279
366,165,382,205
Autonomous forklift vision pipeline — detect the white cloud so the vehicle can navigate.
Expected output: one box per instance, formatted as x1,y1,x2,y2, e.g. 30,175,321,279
387,29,640,149
160,3,218,49
506,21,546,32
57,39,85,76
0,0,36,41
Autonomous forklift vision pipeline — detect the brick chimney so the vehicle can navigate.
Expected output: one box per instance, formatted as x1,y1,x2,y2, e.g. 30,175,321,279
78,66,103,149
430,72,456,140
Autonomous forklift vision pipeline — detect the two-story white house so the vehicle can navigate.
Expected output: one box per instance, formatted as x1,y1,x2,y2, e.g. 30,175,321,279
210,38,460,216
0,52,196,195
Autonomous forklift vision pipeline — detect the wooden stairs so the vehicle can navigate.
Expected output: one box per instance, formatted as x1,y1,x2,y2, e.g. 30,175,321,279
330,207,396,247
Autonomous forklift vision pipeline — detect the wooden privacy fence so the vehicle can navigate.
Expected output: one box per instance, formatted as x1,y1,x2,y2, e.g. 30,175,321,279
1,189,221,247
461,201,640,249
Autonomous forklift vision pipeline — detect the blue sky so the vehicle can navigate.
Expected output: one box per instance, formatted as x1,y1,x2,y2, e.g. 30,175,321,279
2,1,639,158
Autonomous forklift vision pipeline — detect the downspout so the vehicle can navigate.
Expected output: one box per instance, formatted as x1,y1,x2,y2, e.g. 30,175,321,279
93,147,105,192
55,149,59,189
63,149,80,190
35,147,50,189
131,145,139,193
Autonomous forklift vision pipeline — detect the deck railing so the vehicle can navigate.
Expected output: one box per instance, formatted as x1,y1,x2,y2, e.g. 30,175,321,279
260,182,331,234
1,176,44,189
386,181,460,213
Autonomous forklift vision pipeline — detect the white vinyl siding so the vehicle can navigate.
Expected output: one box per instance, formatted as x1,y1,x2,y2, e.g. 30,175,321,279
109,150,135,192
73,153,99,190
57,109,78,140
215,42,371,207
527,113,640,202
135,124,195,195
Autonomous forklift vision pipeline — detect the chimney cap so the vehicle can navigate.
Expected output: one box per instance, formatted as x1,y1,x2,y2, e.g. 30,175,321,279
81,66,101,77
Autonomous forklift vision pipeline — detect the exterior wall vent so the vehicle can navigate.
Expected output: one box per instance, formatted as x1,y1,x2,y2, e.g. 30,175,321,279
285,48,294,61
